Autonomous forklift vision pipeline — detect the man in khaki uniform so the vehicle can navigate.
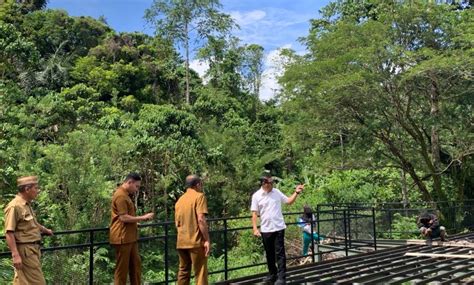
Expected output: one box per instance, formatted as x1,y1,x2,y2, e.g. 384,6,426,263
175,175,211,285
109,173,154,285
4,175,54,285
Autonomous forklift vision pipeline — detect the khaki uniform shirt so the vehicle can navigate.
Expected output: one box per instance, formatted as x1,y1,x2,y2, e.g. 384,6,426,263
4,195,42,243
109,187,138,244
175,188,208,249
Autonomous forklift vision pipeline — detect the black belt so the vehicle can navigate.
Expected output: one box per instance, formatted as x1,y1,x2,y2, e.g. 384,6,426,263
17,241,41,245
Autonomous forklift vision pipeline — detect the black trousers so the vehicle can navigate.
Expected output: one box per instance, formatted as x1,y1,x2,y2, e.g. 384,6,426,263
261,229,286,279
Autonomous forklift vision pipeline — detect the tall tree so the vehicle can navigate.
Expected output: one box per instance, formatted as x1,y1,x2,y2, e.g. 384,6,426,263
279,1,473,203
145,0,235,104
197,37,264,119
197,36,242,93
240,44,264,98
16,0,48,11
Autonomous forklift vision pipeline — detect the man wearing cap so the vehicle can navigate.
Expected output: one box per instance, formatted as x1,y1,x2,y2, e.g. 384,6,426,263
109,173,154,285
251,176,304,285
4,175,53,285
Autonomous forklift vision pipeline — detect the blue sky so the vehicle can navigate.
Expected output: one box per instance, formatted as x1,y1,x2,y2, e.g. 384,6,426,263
47,0,332,100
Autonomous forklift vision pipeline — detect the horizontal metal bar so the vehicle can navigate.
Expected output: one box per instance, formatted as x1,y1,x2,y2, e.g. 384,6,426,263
289,246,462,284
359,248,468,284
405,252,474,258
417,263,474,284
318,244,368,254
386,258,470,285
439,268,474,284
406,240,474,248
286,246,422,281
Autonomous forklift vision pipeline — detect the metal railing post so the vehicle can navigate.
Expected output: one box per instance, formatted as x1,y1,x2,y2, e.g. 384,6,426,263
343,210,348,257
310,212,315,264
164,223,169,284
89,230,94,285
332,205,336,244
224,218,228,280
316,205,320,262
347,208,352,249
372,207,377,251
452,206,457,233
388,209,392,239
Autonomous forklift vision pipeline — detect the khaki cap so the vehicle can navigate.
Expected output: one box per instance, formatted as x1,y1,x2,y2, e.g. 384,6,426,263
17,176,39,187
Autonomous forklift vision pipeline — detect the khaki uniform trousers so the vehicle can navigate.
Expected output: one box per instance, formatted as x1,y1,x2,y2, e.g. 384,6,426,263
113,242,141,285
14,244,46,285
177,247,208,285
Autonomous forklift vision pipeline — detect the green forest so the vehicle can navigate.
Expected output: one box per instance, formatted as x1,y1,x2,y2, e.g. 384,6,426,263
0,0,472,283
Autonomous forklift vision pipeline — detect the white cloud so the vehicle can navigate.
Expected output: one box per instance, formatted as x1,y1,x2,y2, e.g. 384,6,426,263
189,59,209,82
230,10,266,26
259,44,292,101
259,75,279,101
228,7,314,52
225,7,315,101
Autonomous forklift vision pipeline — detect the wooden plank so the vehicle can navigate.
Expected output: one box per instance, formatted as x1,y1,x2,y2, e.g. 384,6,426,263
405,252,474,259
406,239,474,248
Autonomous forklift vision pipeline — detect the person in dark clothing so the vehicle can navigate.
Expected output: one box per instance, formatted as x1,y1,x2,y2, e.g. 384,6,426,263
417,213,447,241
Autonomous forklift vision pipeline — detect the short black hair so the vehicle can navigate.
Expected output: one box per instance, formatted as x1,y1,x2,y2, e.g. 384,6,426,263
185,175,201,188
125,173,141,182
259,176,273,186
301,205,314,221
419,212,433,222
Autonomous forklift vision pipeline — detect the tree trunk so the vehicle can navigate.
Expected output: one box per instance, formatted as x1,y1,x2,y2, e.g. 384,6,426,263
185,22,190,105
163,152,169,220
152,67,158,104
379,132,433,202
339,131,345,168
400,168,411,216
429,75,444,201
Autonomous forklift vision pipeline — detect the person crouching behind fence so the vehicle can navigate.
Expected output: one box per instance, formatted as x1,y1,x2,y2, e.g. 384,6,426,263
297,206,323,256
417,212,447,241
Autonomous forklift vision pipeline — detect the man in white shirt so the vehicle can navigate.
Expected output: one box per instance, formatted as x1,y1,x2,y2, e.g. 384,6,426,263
251,176,304,284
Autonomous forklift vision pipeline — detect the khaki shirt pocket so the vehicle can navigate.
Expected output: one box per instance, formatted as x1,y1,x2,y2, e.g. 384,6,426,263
16,211,40,241
23,213,34,222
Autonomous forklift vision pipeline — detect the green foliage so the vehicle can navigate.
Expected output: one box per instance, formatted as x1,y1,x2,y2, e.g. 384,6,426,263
279,1,473,204
0,22,39,79
20,9,110,57
40,247,114,284
145,0,236,103
207,215,267,282
0,257,13,281
0,1,472,282
389,213,420,240
141,249,172,283
35,125,130,229
318,170,397,204
131,104,205,219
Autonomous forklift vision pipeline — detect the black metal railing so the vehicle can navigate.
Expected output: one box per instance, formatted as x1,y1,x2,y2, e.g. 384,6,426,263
0,205,379,284
3,200,471,284
317,200,474,239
